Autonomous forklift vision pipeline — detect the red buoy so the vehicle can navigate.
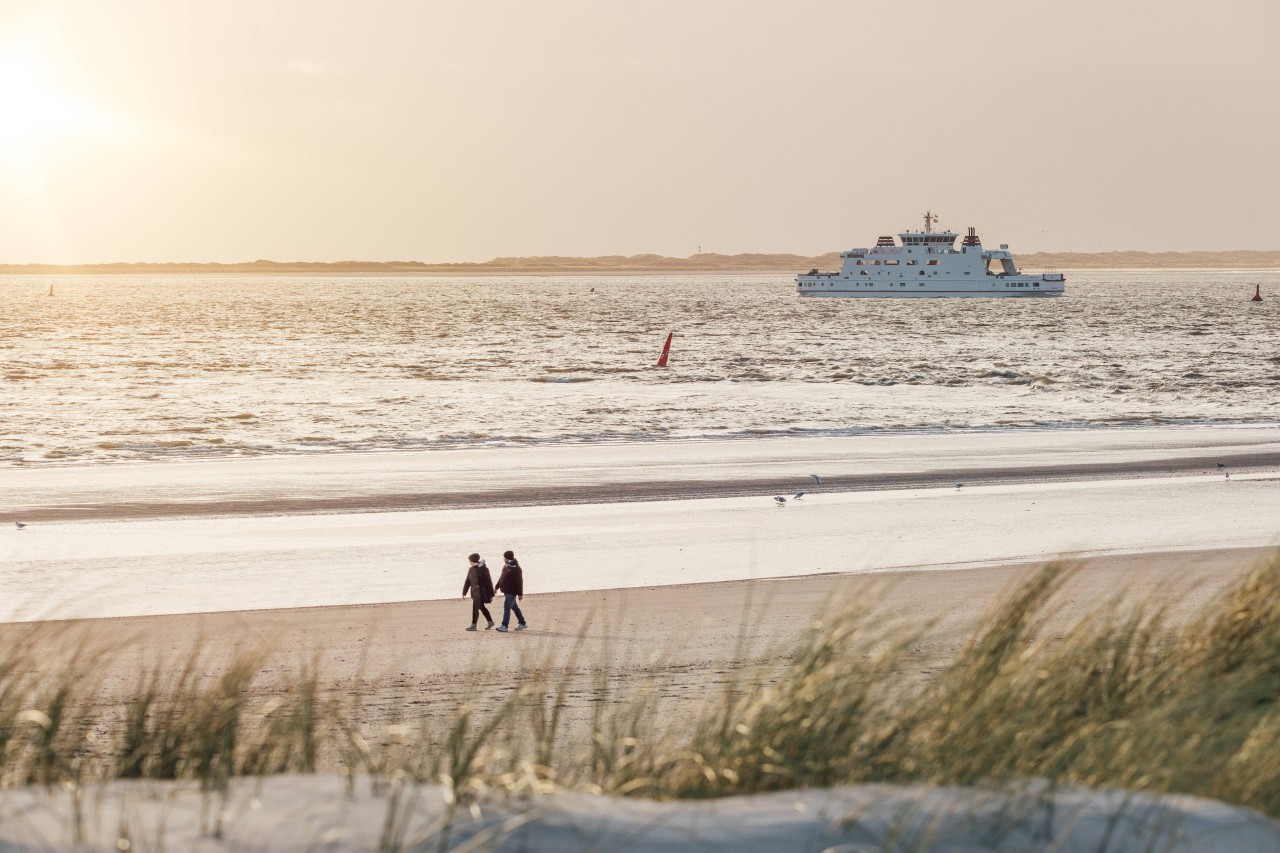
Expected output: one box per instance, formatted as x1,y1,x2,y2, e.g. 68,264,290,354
1252,284,1263,302
656,332,673,367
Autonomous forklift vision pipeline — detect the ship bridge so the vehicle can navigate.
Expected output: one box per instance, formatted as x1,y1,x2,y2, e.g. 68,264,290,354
897,231,958,248
897,211,956,249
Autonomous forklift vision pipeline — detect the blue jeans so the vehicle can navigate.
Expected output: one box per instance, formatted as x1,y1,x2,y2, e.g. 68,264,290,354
502,593,525,627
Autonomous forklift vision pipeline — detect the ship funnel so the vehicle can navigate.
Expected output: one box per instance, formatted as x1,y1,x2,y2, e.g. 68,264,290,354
961,227,980,247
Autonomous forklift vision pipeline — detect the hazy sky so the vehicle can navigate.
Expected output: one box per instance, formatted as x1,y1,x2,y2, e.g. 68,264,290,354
1,0,1276,263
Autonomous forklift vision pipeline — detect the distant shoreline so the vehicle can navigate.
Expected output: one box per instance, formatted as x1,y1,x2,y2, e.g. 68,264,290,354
3,250,1280,276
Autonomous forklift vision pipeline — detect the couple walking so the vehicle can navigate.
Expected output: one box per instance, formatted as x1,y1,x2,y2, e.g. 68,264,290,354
462,550,528,632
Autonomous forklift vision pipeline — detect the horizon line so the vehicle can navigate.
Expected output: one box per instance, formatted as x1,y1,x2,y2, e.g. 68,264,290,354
4,247,1280,270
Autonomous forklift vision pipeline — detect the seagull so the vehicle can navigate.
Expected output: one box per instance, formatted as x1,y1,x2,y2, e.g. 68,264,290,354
794,491,806,500
955,482,963,489
1225,472,1230,480
1216,463,1225,468
774,496,787,505
14,522,26,530
810,474,822,485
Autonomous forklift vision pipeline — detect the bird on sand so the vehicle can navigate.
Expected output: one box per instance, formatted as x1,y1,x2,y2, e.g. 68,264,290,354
774,496,787,505
810,474,822,485
954,482,964,489
1225,472,1231,480
794,491,806,500
14,522,26,530
1216,463,1225,468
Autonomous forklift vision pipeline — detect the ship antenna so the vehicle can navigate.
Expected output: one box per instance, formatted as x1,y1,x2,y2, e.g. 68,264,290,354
922,210,938,234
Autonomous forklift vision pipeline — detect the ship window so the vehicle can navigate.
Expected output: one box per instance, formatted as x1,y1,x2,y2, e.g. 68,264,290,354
884,259,899,265
872,260,880,265
907,260,917,266
856,260,865,265
1034,282,1040,287
920,271,925,276
860,270,868,276
927,260,939,265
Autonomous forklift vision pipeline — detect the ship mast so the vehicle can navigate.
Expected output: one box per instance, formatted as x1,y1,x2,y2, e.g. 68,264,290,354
922,210,939,234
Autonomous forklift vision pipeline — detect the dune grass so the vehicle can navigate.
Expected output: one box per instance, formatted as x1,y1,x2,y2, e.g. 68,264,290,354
1,550,1279,829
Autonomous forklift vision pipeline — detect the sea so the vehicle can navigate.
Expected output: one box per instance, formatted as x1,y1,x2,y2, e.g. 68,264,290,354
1,271,1277,467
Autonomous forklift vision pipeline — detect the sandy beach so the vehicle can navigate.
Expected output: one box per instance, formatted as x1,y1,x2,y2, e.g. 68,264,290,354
3,427,1279,622
1,425,1277,795
5,426,1279,848
25,545,1264,718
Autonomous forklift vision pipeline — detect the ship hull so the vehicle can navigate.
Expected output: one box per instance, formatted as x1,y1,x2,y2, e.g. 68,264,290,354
795,279,1065,298
796,289,1063,298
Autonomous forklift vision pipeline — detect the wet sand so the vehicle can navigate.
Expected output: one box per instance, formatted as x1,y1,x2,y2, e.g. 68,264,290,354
4,426,1280,623
5,427,1279,524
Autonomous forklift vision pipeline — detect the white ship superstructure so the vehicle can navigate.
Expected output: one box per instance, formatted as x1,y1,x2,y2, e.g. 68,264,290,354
796,212,1065,298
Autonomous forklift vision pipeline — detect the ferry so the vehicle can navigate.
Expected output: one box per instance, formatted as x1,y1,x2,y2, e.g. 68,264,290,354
796,212,1065,298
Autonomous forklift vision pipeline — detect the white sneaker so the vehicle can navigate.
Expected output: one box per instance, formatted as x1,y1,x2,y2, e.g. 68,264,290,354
465,626,477,632
516,624,528,631
496,625,508,632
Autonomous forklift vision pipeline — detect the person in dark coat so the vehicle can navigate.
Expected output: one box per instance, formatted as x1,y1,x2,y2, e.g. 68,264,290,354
494,549,527,632
462,553,495,631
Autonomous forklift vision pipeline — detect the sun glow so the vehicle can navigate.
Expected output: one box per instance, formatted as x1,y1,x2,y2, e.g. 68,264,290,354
0,36,129,192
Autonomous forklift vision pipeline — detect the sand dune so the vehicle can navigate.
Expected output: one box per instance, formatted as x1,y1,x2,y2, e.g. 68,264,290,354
3,776,1279,851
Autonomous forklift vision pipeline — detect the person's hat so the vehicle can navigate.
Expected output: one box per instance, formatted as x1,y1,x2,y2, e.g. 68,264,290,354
468,553,480,562
503,550,515,560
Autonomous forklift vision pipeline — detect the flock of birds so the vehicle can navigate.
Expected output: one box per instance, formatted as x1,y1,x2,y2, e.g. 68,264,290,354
773,472,957,505
774,473,822,505
4,464,1245,527
771,464,1236,505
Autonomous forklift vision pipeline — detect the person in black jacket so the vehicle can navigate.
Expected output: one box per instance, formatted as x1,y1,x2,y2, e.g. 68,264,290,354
494,549,528,632
462,553,495,631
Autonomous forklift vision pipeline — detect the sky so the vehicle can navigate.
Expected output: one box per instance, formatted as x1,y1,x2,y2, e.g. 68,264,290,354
0,0,1276,263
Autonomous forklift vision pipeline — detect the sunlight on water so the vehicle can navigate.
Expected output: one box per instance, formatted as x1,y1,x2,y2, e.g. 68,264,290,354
0,272,1276,466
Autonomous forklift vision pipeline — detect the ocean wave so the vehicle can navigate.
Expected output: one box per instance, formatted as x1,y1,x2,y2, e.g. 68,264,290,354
1,270,1277,467
4,413,1276,467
